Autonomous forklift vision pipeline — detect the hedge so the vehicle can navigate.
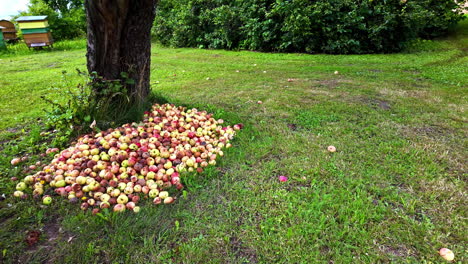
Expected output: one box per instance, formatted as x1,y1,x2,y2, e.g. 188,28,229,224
153,0,465,54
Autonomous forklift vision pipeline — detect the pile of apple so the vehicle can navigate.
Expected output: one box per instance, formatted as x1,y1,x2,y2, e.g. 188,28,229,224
13,104,242,213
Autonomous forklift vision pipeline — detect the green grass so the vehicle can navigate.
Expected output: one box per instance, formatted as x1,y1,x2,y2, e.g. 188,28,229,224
0,20,467,263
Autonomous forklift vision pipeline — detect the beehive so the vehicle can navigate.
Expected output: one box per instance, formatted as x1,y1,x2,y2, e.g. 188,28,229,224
0,20,17,42
0,26,6,50
17,16,53,48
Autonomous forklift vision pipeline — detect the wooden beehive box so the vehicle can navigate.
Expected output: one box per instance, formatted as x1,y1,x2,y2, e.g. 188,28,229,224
0,20,17,42
17,16,54,48
0,26,6,50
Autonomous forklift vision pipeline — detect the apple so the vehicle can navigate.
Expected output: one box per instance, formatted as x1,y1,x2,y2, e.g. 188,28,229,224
159,191,169,199
10,158,21,166
146,171,156,180
111,189,121,197
90,148,100,155
24,175,34,184
133,185,142,193
13,191,24,197
129,143,138,150
117,194,129,204
166,168,175,175
439,248,454,261
153,197,162,205
33,188,44,195
149,189,159,198
113,204,126,212
16,182,27,191
118,182,126,190
100,201,110,209
80,202,89,210
109,180,118,188
99,193,110,202
87,199,96,206
132,195,140,203
186,159,195,167
149,149,160,157
126,202,136,210
54,179,66,188
42,195,52,205
112,131,121,138
164,161,172,169
124,186,134,194
279,176,288,182
142,186,150,194
163,197,174,204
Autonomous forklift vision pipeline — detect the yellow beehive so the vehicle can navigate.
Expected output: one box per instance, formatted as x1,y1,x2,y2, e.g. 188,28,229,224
17,16,53,48
18,21,50,29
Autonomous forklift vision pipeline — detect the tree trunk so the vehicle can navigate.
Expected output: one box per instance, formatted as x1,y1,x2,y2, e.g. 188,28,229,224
85,0,157,105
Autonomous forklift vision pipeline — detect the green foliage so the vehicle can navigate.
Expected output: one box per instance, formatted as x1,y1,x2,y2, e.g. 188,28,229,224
42,0,84,14
153,0,466,54
16,0,85,41
41,70,132,146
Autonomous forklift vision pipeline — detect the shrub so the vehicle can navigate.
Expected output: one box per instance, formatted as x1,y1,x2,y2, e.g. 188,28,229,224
153,0,466,54
41,70,133,146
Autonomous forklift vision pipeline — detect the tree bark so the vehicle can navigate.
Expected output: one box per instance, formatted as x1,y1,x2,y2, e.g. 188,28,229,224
85,0,157,104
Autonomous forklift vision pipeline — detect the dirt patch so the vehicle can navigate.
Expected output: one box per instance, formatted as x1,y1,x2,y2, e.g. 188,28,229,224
369,99,392,110
375,99,391,110
287,123,298,131
42,219,63,244
229,236,258,264
357,96,392,110
379,244,414,258
319,245,331,254
412,126,452,139
401,124,456,146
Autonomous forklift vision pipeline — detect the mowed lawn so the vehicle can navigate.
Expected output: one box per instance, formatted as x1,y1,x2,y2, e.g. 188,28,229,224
0,21,466,263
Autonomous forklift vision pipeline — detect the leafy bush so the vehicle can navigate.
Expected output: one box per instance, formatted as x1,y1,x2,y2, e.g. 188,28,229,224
41,70,133,146
153,0,465,54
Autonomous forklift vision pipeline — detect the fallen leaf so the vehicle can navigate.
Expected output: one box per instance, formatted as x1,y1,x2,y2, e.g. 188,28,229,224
25,230,41,246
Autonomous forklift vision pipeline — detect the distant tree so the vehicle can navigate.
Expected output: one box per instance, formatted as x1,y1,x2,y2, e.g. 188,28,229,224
85,0,158,104
20,0,86,40
42,0,84,14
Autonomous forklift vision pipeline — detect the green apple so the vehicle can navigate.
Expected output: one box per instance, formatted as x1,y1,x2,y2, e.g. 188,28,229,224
42,196,52,205
16,182,27,191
